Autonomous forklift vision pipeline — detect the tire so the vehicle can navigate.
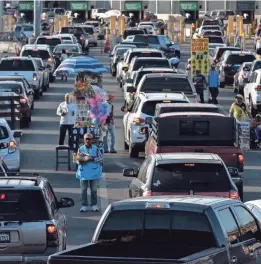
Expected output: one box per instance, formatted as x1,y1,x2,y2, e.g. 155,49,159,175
49,73,55,83
21,116,30,128
31,101,34,110
34,89,40,99
112,69,116,77
43,82,48,92
124,141,129,150
238,183,244,201
219,82,225,88
129,143,139,158
40,89,43,96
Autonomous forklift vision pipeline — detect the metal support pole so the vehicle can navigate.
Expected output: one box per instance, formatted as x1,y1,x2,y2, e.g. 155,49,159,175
0,1,3,32
34,0,41,38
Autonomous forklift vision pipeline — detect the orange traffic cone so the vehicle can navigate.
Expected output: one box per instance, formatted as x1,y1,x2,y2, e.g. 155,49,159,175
104,38,110,53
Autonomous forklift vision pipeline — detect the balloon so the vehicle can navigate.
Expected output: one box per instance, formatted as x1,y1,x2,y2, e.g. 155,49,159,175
92,118,98,125
90,108,98,115
99,116,106,124
87,98,97,108
95,94,102,102
90,113,96,119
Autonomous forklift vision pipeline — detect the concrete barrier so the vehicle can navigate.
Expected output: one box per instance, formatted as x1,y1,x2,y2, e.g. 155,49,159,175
0,41,22,56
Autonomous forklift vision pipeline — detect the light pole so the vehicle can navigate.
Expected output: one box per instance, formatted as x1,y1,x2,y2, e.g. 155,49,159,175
34,0,41,38
0,1,3,31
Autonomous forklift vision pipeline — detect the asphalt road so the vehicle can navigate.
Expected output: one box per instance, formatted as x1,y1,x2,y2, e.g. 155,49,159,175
18,39,261,249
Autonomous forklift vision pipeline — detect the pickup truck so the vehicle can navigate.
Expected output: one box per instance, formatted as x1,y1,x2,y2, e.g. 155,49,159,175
48,196,261,264
145,112,244,173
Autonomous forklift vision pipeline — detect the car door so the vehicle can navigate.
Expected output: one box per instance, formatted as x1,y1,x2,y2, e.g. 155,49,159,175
245,72,257,104
45,182,66,251
249,62,257,80
130,157,150,198
218,207,250,264
232,205,261,263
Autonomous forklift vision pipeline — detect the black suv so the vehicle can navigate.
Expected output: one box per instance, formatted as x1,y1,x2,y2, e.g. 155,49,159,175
218,51,256,87
123,153,243,200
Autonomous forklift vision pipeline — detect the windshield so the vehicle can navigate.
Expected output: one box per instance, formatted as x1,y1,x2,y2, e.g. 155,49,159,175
152,163,230,192
204,31,222,36
0,126,8,140
21,50,50,59
0,60,35,71
86,22,99,27
208,36,223,43
202,26,220,31
36,37,61,46
134,35,160,44
0,83,22,94
54,45,79,53
203,20,219,26
84,27,94,34
116,49,128,56
227,54,256,64
128,52,162,63
23,25,34,31
123,30,144,39
61,27,83,34
55,8,65,14
0,190,49,221
97,8,107,13
140,78,192,93
133,60,169,71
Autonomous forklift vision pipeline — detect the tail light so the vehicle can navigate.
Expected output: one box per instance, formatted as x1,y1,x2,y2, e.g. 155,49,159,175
33,73,37,81
48,58,52,62
80,35,84,40
8,140,17,154
228,191,239,200
242,73,246,78
238,154,244,172
257,37,260,40
46,224,58,247
140,127,148,134
143,190,152,196
20,98,27,105
255,85,261,91
133,118,145,125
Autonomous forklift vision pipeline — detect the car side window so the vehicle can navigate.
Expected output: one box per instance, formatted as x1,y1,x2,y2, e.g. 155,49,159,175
251,206,261,220
250,72,257,83
137,157,151,183
218,208,241,245
234,206,259,241
131,98,141,113
44,182,58,216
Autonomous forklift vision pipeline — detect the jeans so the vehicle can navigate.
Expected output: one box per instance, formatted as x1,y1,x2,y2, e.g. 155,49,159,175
255,127,260,142
103,123,115,152
195,87,204,103
80,179,99,206
59,124,73,145
209,87,219,104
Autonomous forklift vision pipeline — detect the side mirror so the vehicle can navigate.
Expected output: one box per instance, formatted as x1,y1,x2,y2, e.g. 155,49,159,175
13,130,22,137
58,197,74,208
127,86,135,93
243,67,249,71
228,167,239,177
126,78,133,84
123,168,137,177
28,91,34,95
145,117,153,125
121,106,128,112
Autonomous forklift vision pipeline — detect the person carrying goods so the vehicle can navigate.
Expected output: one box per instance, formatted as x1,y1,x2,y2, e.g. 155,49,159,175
250,114,261,145
186,58,191,75
229,94,249,122
60,49,69,81
192,69,207,103
208,64,220,104
128,13,136,27
169,54,180,69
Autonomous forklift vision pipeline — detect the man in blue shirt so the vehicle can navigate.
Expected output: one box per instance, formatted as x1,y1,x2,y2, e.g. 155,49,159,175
168,54,180,69
208,64,220,104
76,133,103,212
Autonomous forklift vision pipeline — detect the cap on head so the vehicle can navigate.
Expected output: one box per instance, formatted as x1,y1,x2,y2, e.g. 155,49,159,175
256,114,261,119
235,94,244,99
84,133,93,139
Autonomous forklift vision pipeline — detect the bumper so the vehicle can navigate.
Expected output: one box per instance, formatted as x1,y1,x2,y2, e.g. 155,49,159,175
3,153,20,171
28,80,40,90
88,39,98,45
223,74,234,84
0,255,48,264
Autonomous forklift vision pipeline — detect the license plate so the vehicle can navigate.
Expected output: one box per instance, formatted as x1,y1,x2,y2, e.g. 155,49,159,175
0,233,10,243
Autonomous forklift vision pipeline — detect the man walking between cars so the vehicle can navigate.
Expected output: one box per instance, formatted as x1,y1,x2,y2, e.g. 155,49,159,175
208,64,220,104
193,70,207,103
56,93,77,145
76,133,103,212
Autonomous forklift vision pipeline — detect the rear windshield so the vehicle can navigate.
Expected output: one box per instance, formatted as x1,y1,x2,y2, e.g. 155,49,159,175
23,25,34,31
142,101,187,116
0,126,8,140
156,107,218,116
128,52,162,63
202,26,220,31
36,37,61,46
0,60,35,71
0,83,22,94
215,48,240,60
204,31,222,36
208,36,223,43
226,54,256,64
135,71,172,86
0,190,49,221
133,60,169,71
116,49,128,55
134,35,160,44
140,78,192,93
55,8,65,14
152,163,230,192
21,50,50,59
99,210,216,249
54,45,79,53
123,30,144,39
253,61,261,71
226,11,234,16
86,22,99,27
203,20,219,26
60,27,84,34
84,27,94,34
132,43,148,48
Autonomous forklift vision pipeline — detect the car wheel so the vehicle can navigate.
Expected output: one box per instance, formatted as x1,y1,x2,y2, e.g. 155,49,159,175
112,69,116,77
219,82,225,88
129,143,139,158
34,89,40,99
43,82,48,92
31,101,34,110
124,141,129,150
40,89,43,96
49,73,55,83
21,116,30,128
238,183,243,201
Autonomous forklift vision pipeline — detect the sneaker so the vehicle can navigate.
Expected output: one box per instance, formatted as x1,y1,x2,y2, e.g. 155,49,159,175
110,150,117,153
255,140,259,143
80,206,89,212
91,205,99,212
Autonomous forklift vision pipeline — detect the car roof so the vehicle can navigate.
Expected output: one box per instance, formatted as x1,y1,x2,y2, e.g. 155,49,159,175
144,73,187,78
133,57,167,61
0,76,25,79
37,36,60,39
1,56,33,61
22,44,50,50
139,92,188,101
0,118,9,126
111,196,240,212
156,103,218,108
130,48,160,52
245,200,261,209
226,50,254,55
0,176,45,189
53,34,74,37
158,112,225,118
55,43,78,46
0,81,23,84
137,67,174,72
153,153,222,162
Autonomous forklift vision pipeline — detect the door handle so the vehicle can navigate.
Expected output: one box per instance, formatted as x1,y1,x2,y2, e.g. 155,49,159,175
231,256,237,264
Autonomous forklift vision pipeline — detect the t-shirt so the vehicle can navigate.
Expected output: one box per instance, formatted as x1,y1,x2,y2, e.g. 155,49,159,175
230,102,248,121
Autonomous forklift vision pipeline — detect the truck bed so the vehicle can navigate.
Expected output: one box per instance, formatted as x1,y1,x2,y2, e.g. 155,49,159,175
48,242,226,264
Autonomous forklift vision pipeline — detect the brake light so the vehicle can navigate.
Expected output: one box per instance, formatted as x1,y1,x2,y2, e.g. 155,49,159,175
46,224,58,247
140,127,148,134
48,58,52,62
80,35,84,40
229,191,239,200
0,194,5,200
133,118,145,125
33,73,37,81
8,140,17,154
238,154,244,164
143,190,152,196
20,98,27,104
242,73,246,78
255,85,261,91
46,36,52,39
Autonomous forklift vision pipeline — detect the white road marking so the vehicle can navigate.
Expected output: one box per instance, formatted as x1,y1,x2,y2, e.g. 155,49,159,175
99,173,109,213
114,161,128,168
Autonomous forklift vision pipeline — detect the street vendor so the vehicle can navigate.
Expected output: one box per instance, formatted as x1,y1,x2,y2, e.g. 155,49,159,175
229,94,249,122
56,93,77,145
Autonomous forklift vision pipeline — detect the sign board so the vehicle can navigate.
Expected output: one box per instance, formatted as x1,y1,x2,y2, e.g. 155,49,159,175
180,1,198,11
124,1,142,11
237,122,250,151
70,2,88,10
191,38,209,76
236,1,255,11
18,1,34,10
